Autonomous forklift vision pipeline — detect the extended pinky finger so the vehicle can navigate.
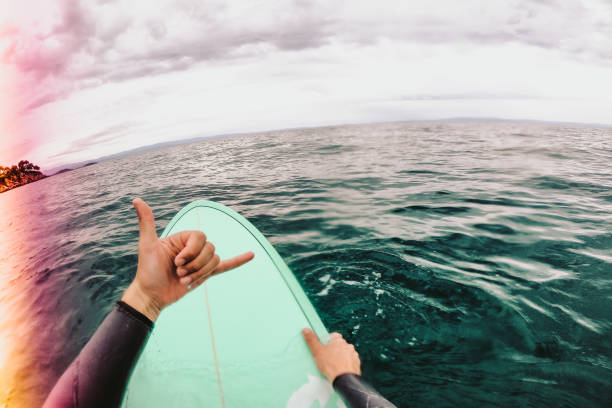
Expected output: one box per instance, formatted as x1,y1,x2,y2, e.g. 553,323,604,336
212,251,255,276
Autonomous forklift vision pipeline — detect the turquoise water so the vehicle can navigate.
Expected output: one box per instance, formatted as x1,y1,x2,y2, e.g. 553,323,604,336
0,121,611,407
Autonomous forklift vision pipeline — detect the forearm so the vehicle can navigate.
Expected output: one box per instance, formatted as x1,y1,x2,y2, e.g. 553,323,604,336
43,301,153,408
333,374,398,408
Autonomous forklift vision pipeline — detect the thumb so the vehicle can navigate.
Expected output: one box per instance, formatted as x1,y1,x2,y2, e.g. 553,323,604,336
302,328,323,356
133,198,157,245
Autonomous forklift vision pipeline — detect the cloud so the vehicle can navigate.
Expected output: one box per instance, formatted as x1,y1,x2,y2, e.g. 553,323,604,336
2,0,94,76
50,122,136,157
1,0,611,114
2,0,335,81
337,0,611,56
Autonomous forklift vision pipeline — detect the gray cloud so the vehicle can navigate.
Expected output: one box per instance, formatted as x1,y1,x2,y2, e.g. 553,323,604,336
3,0,336,91
2,0,611,112
338,0,610,54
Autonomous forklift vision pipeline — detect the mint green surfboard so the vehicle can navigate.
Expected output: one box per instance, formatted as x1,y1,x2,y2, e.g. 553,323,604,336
121,201,345,407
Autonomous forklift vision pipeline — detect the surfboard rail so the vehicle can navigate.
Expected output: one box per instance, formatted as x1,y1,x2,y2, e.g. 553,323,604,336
122,199,343,407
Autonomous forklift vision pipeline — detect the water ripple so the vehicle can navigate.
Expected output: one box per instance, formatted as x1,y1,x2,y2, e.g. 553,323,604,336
1,122,611,407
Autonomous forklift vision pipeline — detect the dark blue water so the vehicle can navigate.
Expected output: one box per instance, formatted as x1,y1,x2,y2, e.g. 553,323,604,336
0,122,611,407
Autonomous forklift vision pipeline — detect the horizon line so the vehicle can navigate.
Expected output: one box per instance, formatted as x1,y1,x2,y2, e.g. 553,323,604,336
41,116,612,175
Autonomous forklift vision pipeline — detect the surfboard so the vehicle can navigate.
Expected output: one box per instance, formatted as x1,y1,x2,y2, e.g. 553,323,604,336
121,200,345,407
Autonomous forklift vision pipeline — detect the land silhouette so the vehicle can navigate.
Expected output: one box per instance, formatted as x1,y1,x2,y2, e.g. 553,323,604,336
0,160,46,193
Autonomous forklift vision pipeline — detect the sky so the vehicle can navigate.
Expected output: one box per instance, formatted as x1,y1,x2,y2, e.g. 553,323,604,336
1,0,611,171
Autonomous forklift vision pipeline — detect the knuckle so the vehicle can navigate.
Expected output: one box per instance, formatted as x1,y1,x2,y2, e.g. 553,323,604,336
193,230,206,242
209,256,220,271
195,258,206,270
209,242,215,252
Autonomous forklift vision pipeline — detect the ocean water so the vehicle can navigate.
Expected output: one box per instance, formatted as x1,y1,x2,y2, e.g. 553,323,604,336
0,121,611,407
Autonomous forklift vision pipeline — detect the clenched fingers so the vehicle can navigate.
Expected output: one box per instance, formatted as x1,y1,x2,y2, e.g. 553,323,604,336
181,254,220,286
174,230,207,267
176,242,215,277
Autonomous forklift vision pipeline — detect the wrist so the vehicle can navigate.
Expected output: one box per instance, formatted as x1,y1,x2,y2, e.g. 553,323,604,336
332,372,362,386
329,368,361,383
122,281,162,322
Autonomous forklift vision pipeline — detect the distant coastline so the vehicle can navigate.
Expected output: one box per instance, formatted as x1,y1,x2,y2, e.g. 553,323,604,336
52,162,98,176
0,160,102,193
0,160,46,193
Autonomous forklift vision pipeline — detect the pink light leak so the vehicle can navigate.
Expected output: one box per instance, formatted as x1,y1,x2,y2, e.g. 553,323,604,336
1,4,67,403
0,1,69,166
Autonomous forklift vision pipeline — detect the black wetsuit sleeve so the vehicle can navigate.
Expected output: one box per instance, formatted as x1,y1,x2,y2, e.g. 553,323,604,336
43,301,153,408
333,373,398,408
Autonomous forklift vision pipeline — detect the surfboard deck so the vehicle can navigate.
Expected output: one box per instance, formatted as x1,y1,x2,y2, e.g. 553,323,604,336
121,200,345,407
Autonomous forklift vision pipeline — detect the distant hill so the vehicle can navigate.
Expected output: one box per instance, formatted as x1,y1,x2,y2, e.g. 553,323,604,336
50,162,98,176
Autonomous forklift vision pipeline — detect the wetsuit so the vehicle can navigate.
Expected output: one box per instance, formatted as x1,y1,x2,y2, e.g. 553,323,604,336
43,301,397,408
